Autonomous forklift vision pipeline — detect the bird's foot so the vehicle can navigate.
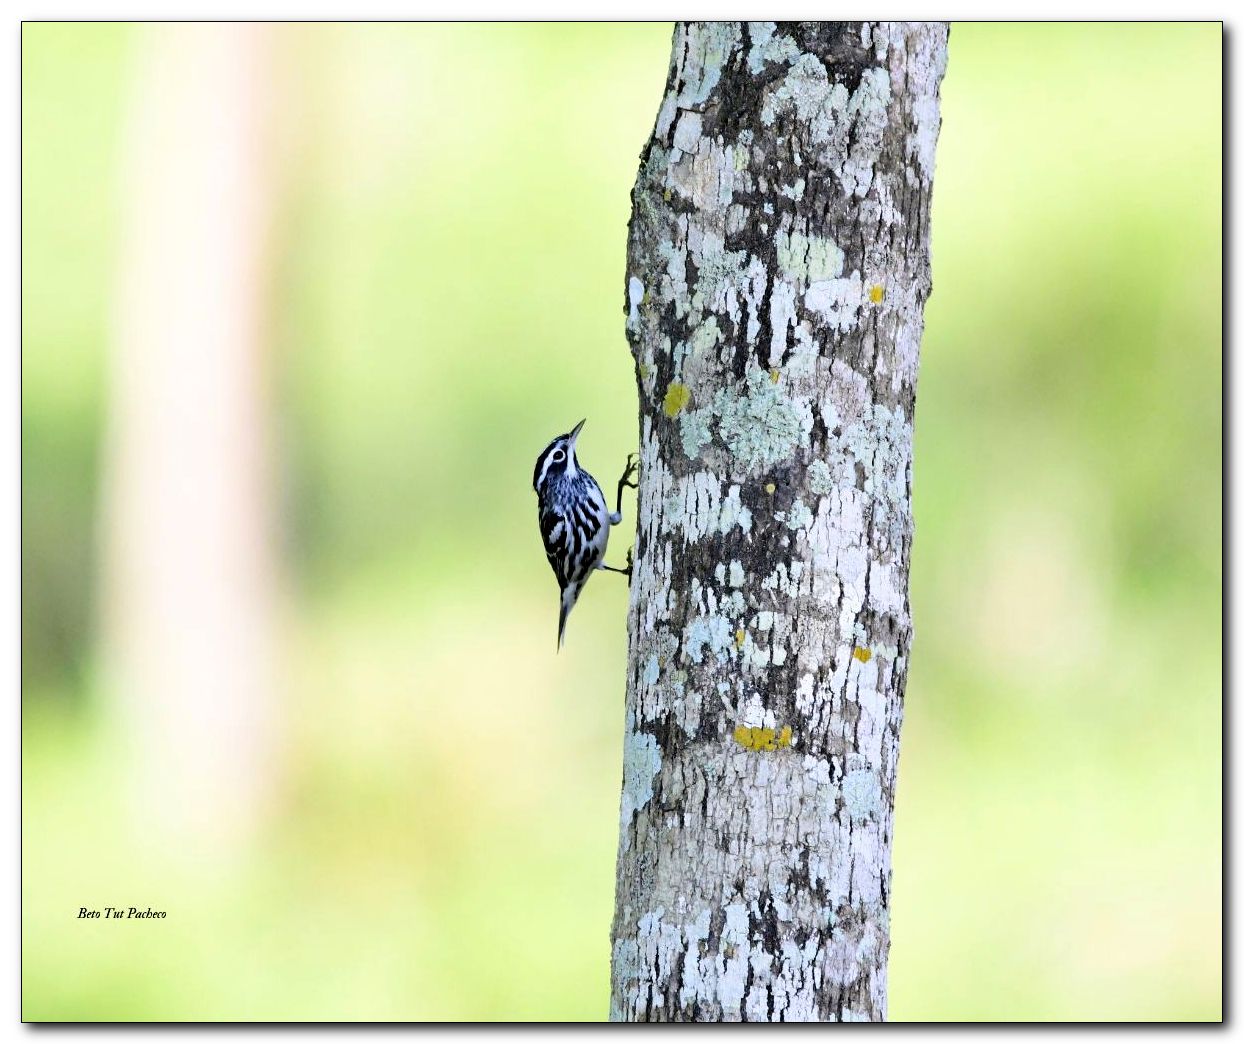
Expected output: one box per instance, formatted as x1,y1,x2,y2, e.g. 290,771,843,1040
598,548,634,580
615,453,639,517
620,453,639,489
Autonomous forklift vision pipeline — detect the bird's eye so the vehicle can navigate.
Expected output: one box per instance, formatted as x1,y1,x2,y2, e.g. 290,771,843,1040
552,450,566,462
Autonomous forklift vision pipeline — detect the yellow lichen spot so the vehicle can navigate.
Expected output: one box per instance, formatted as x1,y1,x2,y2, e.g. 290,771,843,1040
853,646,872,663
662,382,691,417
733,725,774,750
868,284,885,304
735,628,745,649
769,368,780,383
733,724,793,752
764,482,776,495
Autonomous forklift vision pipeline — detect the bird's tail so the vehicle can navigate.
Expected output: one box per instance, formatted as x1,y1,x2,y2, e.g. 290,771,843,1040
558,583,581,651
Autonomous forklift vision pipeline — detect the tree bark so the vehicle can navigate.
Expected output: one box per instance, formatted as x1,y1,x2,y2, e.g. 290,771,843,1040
610,21,948,1022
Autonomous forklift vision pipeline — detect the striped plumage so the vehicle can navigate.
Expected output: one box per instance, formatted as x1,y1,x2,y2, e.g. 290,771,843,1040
533,419,625,649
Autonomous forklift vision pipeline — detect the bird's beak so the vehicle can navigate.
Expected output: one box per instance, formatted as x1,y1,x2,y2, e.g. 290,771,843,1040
569,418,586,445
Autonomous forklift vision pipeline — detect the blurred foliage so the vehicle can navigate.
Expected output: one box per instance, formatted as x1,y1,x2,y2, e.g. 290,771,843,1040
22,23,1220,1021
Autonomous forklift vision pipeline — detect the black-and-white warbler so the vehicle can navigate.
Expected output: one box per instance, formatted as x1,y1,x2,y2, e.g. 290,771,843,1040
533,419,638,649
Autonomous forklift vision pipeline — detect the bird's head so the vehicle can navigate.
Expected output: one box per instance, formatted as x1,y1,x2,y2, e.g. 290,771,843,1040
533,418,585,493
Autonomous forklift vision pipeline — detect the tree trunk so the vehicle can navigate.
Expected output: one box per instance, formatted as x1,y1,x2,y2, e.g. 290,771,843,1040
610,21,948,1022
102,24,286,854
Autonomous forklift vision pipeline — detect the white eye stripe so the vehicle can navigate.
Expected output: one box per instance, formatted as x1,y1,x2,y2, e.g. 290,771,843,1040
535,439,568,490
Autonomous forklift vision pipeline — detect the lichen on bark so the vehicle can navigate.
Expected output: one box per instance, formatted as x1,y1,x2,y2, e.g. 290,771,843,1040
611,21,948,1022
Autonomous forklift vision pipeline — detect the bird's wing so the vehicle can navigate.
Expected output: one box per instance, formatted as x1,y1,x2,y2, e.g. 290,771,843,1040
538,502,574,589
539,496,606,590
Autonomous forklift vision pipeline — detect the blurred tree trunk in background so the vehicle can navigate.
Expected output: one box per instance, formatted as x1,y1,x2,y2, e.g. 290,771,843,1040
611,22,947,1022
102,25,286,854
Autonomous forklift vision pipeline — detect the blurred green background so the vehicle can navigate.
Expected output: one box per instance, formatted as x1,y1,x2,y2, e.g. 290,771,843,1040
21,23,1221,1021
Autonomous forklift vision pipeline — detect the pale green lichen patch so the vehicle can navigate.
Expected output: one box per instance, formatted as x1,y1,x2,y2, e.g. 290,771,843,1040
668,475,755,541
846,403,912,546
850,66,892,122
840,66,893,197
689,316,721,355
847,405,909,495
642,654,661,685
717,486,753,535
728,560,745,588
684,613,734,664
746,21,800,74
778,179,806,202
776,230,843,282
640,632,686,723
672,110,703,153
784,497,814,532
676,316,722,384
809,398,912,547
805,236,843,281
679,407,713,459
690,267,746,319
688,240,750,317
610,938,640,1020
842,766,882,823
656,236,690,320
620,716,662,846
761,53,850,145
761,560,805,597
670,139,739,211
807,460,835,495
783,323,820,379
805,273,864,333
680,22,738,105
715,366,803,472
909,40,948,183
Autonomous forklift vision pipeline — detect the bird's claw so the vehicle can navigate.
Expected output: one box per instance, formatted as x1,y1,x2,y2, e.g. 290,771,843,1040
599,547,635,580
615,453,640,518
621,453,639,489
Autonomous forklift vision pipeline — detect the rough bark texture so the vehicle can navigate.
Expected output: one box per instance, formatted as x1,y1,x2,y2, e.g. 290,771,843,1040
610,22,948,1022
